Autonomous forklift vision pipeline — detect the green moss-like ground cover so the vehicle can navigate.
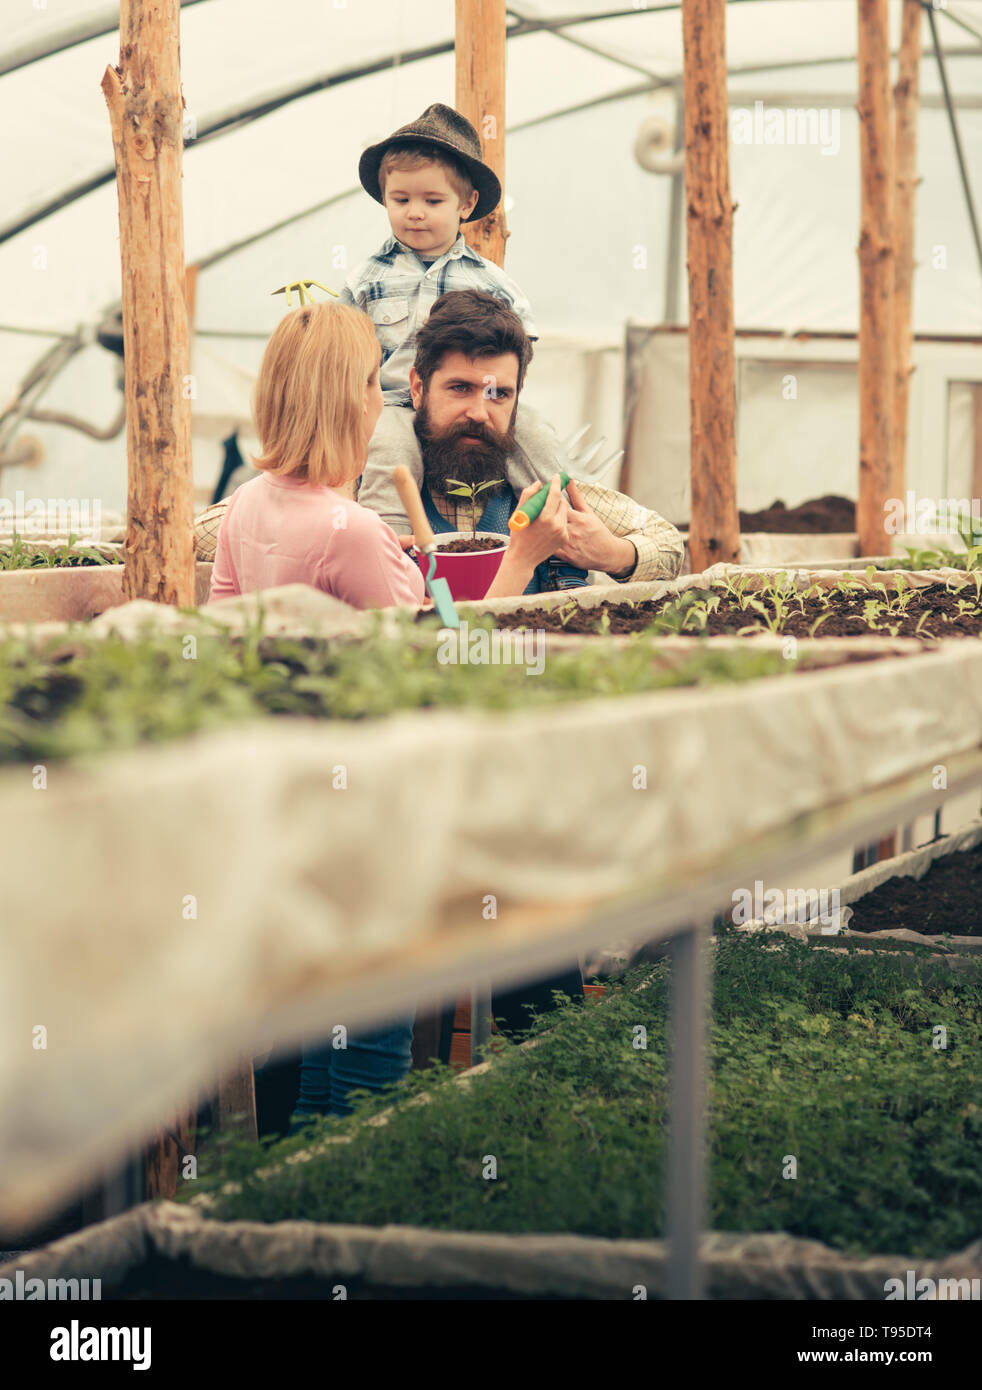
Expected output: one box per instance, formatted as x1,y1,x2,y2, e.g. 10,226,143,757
183,932,982,1259
0,611,792,764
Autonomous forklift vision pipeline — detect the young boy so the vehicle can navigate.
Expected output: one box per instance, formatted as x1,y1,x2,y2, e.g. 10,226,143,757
338,102,534,406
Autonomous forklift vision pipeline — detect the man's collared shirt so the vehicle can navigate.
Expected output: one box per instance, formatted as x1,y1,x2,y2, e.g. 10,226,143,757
337,232,536,401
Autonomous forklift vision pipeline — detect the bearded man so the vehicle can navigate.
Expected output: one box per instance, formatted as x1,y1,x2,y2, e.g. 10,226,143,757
355,287,684,592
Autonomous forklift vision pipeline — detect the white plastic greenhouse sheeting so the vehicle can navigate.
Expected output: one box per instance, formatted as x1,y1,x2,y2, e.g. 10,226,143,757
2,577,982,1225
627,331,982,522
2,2,982,511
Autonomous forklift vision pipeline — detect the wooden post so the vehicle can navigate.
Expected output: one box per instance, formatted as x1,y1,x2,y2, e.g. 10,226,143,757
455,0,508,267
893,0,922,509
682,0,740,571
857,0,896,558
102,1,195,605
216,1057,258,1143
973,385,982,512
144,1102,197,1200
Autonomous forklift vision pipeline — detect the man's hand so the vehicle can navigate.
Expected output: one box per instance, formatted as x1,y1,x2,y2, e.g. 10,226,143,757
551,478,636,577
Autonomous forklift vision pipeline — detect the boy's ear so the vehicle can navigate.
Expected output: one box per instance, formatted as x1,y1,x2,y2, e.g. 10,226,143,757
460,188,480,221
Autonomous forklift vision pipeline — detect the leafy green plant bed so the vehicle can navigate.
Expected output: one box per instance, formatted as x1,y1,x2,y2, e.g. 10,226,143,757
491,570,982,640
0,611,824,766
0,534,121,569
874,540,981,574
182,931,982,1260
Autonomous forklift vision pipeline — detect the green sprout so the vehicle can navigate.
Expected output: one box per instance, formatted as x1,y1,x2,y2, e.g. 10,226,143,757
445,478,506,541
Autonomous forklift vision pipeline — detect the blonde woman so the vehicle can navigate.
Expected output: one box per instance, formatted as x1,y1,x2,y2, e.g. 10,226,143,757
208,300,427,608
211,300,428,1131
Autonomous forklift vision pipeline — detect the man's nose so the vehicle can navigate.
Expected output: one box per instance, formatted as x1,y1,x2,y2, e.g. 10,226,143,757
465,397,490,423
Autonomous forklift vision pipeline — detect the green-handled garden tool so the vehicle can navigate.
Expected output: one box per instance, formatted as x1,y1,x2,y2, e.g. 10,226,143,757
392,465,459,628
508,471,572,531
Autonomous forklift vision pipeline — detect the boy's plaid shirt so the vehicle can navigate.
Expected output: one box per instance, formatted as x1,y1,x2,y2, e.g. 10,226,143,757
336,232,536,401
194,480,684,585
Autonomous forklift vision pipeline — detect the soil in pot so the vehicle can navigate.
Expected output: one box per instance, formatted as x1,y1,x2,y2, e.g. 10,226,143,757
492,582,982,640
848,843,982,937
432,537,505,554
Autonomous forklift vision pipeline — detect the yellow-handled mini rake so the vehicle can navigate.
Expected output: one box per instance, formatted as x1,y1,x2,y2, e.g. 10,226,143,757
271,279,339,307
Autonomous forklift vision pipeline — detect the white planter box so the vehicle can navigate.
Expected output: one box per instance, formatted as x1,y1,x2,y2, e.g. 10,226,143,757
2,1201,979,1301
0,562,213,622
738,820,982,952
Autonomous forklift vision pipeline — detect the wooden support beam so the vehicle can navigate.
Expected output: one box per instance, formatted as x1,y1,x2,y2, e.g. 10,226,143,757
144,1102,197,1200
857,0,896,558
216,1057,258,1144
102,0,194,606
973,384,982,511
682,0,739,571
455,0,508,267
893,0,923,509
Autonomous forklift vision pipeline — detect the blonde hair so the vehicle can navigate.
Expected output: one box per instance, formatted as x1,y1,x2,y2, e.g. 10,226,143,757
379,142,474,207
252,301,380,486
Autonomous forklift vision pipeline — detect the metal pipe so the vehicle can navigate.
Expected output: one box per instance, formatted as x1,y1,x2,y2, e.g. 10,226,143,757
663,88,685,324
668,921,708,1300
927,4,982,287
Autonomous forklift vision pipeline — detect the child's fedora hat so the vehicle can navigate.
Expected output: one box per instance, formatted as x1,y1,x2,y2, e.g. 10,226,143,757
358,103,501,222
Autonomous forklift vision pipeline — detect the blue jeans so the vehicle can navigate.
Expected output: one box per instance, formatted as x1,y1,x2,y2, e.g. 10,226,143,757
286,1013,416,1130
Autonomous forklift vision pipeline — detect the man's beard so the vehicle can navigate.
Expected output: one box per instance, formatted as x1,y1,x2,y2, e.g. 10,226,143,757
413,394,516,503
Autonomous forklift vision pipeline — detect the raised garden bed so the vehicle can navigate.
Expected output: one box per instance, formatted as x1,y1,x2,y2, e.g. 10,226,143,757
4,583,981,1230
845,823,982,940
5,932,979,1298
737,822,982,954
0,537,212,622
468,566,982,641
676,496,859,569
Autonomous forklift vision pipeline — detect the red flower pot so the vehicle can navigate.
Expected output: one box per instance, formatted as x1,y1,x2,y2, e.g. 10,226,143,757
414,531,510,601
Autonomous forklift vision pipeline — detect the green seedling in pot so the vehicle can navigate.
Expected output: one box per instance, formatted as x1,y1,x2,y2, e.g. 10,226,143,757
445,478,506,542
271,279,339,307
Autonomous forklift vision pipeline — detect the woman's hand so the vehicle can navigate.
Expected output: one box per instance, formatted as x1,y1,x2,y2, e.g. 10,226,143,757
484,475,568,599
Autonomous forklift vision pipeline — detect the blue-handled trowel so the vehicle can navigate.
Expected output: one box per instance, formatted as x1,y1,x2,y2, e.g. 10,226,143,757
392,465,460,628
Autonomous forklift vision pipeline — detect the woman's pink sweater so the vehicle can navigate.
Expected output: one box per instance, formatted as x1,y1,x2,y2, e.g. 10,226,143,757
208,472,425,609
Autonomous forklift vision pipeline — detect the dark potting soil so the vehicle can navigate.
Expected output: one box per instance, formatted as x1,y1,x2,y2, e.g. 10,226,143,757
434,537,505,554
492,584,982,640
848,842,982,937
737,495,856,534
